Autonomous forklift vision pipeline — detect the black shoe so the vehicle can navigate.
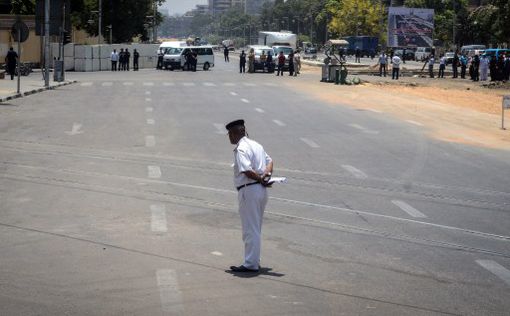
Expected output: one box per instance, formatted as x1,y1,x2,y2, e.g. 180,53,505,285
230,265,259,273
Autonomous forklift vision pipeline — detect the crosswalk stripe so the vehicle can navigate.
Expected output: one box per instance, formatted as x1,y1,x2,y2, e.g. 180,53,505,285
148,165,161,178
150,204,168,233
476,260,510,286
273,119,286,127
156,270,183,313
300,137,320,148
391,200,427,218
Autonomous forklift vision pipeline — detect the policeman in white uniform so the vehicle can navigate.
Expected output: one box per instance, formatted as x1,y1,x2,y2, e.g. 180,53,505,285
226,119,273,273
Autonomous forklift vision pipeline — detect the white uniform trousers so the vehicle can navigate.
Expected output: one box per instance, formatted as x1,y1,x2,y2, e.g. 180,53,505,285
237,184,268,269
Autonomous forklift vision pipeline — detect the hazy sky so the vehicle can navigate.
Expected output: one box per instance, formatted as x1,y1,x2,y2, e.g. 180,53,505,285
161,0,208,15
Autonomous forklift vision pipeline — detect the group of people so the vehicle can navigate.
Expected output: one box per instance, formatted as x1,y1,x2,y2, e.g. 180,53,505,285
238,48,301,76
377,52,402,80
110,48,140,71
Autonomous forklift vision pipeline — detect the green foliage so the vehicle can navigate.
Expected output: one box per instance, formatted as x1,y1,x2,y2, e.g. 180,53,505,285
327,0,384,38
9,0,35,15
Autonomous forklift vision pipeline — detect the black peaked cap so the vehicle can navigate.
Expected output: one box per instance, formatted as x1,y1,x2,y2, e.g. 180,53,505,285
225,119,245,130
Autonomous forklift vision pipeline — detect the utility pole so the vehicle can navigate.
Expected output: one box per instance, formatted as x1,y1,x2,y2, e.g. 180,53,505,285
99,0,102,71
44,0,50,88
153,0,157,43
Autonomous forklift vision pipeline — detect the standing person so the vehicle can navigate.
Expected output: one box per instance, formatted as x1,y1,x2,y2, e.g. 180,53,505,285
239,50,246,73
472,54,480,81
438,54,446,78
133,49,140,71
423,55,435,78
119,48,125,71
460,54,467,79
157,48,164,69
5,47,18,80
479,55,489,81
125,48,131,71
294,50,301,76
497,55,505,81
110,49,119,71
266,51,273,73
355,47,361,63
276,51,285,76
191,50,198,72
225,119,273,273
504,55,510,81
260,50,267,72
452,52,459,78
378,52,387,77
288,51,295,76
248,48,255,73
489,55,497,81
224,46,230,62
402,48,406,64
391,54,401,80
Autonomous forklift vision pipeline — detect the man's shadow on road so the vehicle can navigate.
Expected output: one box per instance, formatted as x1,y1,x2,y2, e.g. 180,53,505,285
225,267,285,279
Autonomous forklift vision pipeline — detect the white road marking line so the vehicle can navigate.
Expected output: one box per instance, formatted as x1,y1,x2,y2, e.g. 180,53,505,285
341,165,368,179
211,251,223,256
150,204,168,233
143,82,154,86
145,107,153,112
391,200,427,218
156,269,183,314
254,107,265,113
65,123,83,136
163,82,175,86
123,82,134,86
230,92,238,96
300,137,320,148
145,98,152,102
223,82,236,86
148,165,162,179
147,119,155,125
241,98,250,103
101,82,113,87
243,83,256,87
273,119,286,127
145,91,151,95
213,123,226,134
367,109,382,113
406,120,424,126
145,135,156,147
203,82,216,86
182,82,195,86
476,260,510,286
80,82,93,86
349,123,365,130
349,123,379,134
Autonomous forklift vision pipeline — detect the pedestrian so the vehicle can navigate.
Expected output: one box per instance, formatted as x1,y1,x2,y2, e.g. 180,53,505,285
460,54,467,79
133,49,140,71
224,46,230,62
504,55,510,81
355,47,361,63
266,51,273,73
110,49,119,71
378,52,387,77
239,50,246,73
248,48,255,73
5,47,18,80
391,54,401,80
489,55,497,81
471,54,480,81
288,51,294,76
119,48,125,71
402,48,406,64
452,52,459,78
225,119,273,273
497,55,505,81
294,49,301,76
260,50,267,73
157,48,164,69
479,55,489,81
438,54,446,78
125,48,130,71
191,50,198,72
276,51,285,76
425,55,435,78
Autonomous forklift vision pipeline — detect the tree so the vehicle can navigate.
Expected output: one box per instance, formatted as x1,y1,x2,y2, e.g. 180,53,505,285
327,0,384,38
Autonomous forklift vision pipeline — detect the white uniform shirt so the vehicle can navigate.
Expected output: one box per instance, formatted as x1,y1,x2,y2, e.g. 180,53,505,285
392,56,401,68
111,52,119,62
233,136,272,188
440,56,446,65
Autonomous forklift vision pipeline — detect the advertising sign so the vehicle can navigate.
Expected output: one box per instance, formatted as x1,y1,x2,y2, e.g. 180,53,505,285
387,7,434,48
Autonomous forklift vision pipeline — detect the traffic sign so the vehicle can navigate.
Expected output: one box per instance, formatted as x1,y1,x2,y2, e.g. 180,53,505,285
11,20,29,43
503,95,510,110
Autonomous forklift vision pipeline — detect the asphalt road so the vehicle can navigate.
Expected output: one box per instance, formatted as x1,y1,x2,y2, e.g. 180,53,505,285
1,60,509,315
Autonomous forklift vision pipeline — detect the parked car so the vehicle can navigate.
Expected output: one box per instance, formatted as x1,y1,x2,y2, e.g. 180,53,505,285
394,49,415,61
272,46,294,70
415,47,432,61
445,52,455,65
248,45,275,72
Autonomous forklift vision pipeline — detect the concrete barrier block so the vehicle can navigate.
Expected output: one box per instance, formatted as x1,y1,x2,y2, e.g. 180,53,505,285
76,45,93,59
99,45,111,58
101,58,110,71
74,58,92,72
91,59,99,71
64,43,74,58
64,57,74,71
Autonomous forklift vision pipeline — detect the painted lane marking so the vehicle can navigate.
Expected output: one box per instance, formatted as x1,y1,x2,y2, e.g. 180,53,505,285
123,82,134,86
213,123,226,134
156,269,183,314
391,200,427,218
476,260,510,286
300,137,320,148
230,92,238,96
145,135,156,147
273,120,286,127
367,109,382,113
150,204,168,233
341,165,368,179
349,123,365,130
211,251,223,256
163,82,175,86
147,165,162,179
241,98,250,103
101,82,113,87
182,82,196,86
254,108,265,113
145,98,152,102
80,82,93,86
143,82,154,86
243,83,256,87
147,119,155,125
349,123,380,134
407,120,424,126
145,107,153,112
203,82,216,86
65,123,83,136
223,82,236,86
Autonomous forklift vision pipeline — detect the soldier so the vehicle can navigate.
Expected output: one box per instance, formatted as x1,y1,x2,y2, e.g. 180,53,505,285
133,49,140,71
157,48,164,69
239,50,246,73
225,119,273,273
119,48,125,71
125,48,131,71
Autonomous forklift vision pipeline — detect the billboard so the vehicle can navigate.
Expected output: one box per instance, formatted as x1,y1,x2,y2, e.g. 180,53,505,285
387,7,434,48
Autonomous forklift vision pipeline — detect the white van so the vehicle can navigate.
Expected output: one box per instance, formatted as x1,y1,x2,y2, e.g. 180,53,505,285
158,41,187,54
415,47,432,61
163,46,214,71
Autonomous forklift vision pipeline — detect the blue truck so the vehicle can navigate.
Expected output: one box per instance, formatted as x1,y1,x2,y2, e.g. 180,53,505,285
342,36,379,57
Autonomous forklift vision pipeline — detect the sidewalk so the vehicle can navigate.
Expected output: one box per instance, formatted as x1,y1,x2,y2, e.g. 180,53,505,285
0,70,76,102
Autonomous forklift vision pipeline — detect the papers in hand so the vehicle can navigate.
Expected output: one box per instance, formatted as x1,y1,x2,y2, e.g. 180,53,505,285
267,176,287,185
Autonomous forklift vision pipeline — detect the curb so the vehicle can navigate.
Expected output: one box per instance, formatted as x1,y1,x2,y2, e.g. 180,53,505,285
0,80,77,103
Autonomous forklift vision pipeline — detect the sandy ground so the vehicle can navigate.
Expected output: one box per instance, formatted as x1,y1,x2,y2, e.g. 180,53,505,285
296,64,510,151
